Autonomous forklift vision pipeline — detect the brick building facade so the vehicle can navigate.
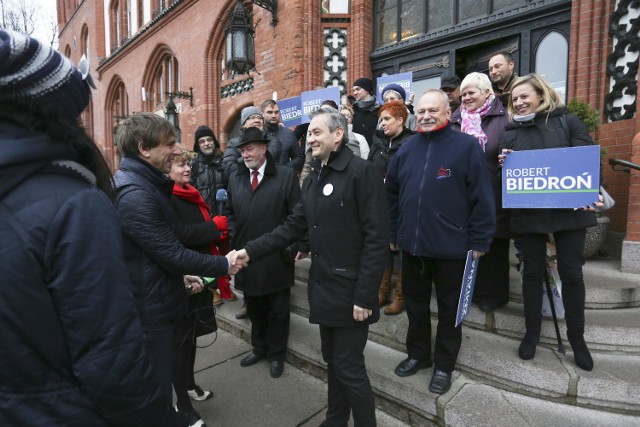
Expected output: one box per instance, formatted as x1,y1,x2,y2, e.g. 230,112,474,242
56,0,639,270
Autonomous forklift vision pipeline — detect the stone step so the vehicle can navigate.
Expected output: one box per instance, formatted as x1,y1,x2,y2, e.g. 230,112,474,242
507,257,640,309
294,257,640,353
292,276,640,354
215,296,640,425
296,252,640,310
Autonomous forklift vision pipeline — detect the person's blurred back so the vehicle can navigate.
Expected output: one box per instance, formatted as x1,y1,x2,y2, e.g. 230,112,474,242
0,28,181,426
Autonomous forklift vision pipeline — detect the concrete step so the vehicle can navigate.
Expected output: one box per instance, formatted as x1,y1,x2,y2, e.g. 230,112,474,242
215,296,640,425
507,258,640,309
296,251,640,311
292,275,640,354
294,258,640,353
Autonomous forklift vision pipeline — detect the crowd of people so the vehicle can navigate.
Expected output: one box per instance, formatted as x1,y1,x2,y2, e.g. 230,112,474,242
0,26,603,427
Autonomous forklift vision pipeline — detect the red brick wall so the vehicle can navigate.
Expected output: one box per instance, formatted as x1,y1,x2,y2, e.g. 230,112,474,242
568,0,638,235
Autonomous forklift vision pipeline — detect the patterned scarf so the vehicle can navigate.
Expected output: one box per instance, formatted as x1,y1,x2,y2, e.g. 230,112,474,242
460,94,495,151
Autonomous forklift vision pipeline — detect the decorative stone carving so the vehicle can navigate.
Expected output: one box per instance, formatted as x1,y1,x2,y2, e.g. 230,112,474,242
324,28,347,97
604,0,640,122
221,77,254,98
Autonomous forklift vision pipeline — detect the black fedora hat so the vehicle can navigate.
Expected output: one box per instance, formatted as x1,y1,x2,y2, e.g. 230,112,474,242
238,126,270,147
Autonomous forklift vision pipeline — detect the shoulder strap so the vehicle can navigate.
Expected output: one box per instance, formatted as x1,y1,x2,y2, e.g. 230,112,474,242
559,114,571,144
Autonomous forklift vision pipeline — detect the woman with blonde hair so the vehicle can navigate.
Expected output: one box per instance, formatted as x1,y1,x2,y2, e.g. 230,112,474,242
451,71,511,312
499,73,602,371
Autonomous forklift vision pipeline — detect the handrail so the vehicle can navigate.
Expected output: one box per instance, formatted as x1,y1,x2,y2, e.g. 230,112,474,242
609,158,640,173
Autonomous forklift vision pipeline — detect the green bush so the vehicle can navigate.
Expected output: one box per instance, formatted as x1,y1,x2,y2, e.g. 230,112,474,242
565,98,600,133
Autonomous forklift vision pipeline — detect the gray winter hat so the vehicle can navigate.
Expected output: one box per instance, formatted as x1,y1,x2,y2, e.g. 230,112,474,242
241,106,263,125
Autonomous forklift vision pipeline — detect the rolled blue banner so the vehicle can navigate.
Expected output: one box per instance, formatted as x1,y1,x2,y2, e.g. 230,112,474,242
455,250,478,328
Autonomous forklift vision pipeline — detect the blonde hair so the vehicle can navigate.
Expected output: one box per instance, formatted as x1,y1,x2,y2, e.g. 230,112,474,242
461,72,494,95
508,73,564,122
172,147,194,165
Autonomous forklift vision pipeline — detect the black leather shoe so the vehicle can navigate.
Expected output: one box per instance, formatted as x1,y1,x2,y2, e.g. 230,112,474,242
270,361,284,378
428,369,452,394
394,357,433,377
240,351,264,367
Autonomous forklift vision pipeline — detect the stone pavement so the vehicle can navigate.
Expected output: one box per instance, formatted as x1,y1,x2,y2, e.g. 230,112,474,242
189,328,409,427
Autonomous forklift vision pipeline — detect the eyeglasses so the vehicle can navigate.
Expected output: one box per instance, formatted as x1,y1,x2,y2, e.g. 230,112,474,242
248,114,263,121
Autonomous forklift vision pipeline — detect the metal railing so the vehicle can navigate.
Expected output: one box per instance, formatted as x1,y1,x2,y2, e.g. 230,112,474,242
609,158,640,173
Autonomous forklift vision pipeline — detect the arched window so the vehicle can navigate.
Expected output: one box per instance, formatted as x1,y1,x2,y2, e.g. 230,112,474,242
110,0,129,50
152,53,180,108
107,78,129,166
81,99,94,138
535,31,569,102
64,44,71,58
80,24,90,58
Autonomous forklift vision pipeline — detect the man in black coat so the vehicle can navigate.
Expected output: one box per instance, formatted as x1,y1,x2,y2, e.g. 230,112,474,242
234,108,388,426
113,113,246,421
226,127,301,378
349,77,380,146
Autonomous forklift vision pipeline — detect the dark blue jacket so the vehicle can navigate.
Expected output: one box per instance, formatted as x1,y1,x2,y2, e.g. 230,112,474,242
386,123,496,259
114,157,229,325
0,122,177,426
264,124,305,172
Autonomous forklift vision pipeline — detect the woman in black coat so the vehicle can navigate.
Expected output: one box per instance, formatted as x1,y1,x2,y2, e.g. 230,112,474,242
450,72,511,312
368,100,416,315
499,74,602,371
169,149,228,425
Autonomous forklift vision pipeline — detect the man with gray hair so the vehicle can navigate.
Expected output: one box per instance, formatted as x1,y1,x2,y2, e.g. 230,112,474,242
234,108,388,426
386,90,495,394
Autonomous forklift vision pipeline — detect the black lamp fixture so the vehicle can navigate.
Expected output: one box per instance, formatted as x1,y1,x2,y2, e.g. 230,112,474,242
225,0,278,76
164,93,185,144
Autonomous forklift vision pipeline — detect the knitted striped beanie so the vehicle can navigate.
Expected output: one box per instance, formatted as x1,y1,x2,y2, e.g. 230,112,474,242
0,29,91,119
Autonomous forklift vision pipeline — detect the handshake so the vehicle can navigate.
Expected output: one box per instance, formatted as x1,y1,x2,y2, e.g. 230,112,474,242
225,249,251,275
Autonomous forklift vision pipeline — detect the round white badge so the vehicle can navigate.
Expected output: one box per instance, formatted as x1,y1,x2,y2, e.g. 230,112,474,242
323,183,334,196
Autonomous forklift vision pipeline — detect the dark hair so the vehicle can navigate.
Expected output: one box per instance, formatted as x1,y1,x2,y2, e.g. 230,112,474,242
0,99,115,200
491,51,514,63
320,100,339,109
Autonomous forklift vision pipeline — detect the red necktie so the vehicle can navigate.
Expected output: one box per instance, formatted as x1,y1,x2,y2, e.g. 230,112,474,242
251,170,259,191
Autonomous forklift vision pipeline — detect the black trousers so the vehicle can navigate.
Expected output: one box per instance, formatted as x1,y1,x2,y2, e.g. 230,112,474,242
173,326,198,412
246,288,290,362
473,237,511,306
319,324,376,427
402,252,465,373
143,322,175,413
519,230,587,336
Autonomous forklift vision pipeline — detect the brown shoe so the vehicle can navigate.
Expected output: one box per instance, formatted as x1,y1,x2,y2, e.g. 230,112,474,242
212,290,224,306
378,267,393,307
223,292,237,301
385,271,404,315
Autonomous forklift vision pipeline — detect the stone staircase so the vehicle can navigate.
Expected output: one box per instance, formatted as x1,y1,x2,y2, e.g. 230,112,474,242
216,252,640,426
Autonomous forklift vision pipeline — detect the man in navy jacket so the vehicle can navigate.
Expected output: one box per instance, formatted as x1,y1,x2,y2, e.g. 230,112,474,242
114,113,245,421
386,90,495,394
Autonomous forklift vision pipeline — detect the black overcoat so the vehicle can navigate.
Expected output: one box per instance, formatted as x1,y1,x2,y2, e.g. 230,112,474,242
245,146,389,327
226,152,301,296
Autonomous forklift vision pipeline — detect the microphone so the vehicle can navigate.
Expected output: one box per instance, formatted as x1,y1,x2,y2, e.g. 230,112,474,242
216,188,228,216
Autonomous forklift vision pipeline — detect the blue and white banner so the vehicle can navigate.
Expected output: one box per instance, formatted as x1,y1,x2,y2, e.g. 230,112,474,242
376,72,413,104
278,96,302,127
455,250,478,328
502,145,600,209
300,86,341,124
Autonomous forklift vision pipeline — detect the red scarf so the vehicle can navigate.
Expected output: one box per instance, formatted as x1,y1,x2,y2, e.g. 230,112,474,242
172,183,220,256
